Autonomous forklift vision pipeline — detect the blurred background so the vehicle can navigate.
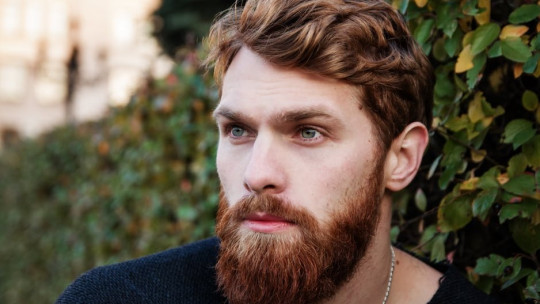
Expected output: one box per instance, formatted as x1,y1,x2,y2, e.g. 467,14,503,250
1,0,539,303
0,0,235,144
0,0,234,302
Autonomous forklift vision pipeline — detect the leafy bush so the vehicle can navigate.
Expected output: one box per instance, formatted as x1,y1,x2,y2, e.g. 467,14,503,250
1,0,539,303
0,55,219,303
391,0,540,302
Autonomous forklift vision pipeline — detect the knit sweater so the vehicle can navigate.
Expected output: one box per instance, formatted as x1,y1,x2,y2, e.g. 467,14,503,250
56,237,498,304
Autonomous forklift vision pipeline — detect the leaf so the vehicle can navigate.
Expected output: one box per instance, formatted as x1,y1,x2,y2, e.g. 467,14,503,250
468,92,485,122
502,267,534,290
439,140,467,189
428,155,442,179
502,174,536,196
510,219,540,254
471,149,487,163
473,188,498,221
514,63,523,78
524,271,540,299
433,37,448,62
487,41,502,58
497,257,521,281
430,234,447,262
475,254,504,276
535,61,540,78
526,271,540,289
462,0,480,16
523,135,540,168
481,96,504,117
461,177,479,191
390,225,400,243
435,4,459,37
508,154,528,178
446,115,469,132
500,25,529,40
509,4,540,24
497,173,510,185
522,90,539,112
471,23,501,55
444,29,463,57
438,194,474,232
419,224,438,251
523,53,540,74
501,37,533,63
435,69,456,98
499,198,538,223
415,188,427,212
414,19,435,45
532,35,540,51
467,53,487,89
502,119,536,149
474,0,491,25
395,0,409,14
414,0,427,8
456,44,475,73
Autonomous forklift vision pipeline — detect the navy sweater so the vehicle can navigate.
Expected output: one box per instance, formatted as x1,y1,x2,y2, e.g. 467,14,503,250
56,237,498,304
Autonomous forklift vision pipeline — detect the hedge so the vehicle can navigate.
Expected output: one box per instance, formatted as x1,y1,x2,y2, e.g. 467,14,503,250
0,55,219,303
0,0,539,303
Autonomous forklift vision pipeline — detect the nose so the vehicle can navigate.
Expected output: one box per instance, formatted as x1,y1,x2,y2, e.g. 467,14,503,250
243,134,286,195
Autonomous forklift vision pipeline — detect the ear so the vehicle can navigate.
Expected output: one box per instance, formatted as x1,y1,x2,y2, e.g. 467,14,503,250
384,122,429,192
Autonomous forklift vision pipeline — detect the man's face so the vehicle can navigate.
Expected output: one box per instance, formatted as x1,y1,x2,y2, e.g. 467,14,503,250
213,48,387,303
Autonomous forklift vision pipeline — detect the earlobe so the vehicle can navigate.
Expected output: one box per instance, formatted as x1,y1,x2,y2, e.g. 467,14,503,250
385,122,429,192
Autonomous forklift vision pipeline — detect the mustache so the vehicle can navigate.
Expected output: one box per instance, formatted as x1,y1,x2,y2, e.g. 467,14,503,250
223,194,320,230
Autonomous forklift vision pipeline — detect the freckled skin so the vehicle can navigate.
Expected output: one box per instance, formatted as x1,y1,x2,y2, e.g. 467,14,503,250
215,48,380,225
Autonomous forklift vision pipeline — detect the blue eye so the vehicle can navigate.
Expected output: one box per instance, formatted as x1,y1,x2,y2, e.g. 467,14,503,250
230,126,246,137
301,128,319,139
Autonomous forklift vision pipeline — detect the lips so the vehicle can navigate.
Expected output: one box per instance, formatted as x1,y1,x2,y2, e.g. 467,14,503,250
243,212,294,233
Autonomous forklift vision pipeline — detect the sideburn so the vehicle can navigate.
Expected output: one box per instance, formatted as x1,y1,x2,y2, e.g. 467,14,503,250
215,163,383,304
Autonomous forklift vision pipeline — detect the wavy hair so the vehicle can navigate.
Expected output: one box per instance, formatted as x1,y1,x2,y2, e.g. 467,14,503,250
205,0,433,150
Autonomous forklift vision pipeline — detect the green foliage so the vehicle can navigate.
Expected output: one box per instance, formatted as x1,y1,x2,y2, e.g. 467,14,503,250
392,0,540,302
0,57,219,303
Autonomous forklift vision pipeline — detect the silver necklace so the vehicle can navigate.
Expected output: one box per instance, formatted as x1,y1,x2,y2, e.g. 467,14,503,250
382,246,395,304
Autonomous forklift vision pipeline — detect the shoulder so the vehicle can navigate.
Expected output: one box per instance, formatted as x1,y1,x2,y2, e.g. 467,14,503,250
392,248,499,304
56,237,226,304
427,262,500,304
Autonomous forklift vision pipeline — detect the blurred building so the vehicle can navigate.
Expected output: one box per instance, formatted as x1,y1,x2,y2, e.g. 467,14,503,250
0,0,171,149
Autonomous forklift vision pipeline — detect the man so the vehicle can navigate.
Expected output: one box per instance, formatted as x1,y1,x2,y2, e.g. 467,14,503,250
57,0,499,303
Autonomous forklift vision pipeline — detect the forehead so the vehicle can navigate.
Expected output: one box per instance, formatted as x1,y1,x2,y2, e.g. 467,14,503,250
217,48,364,121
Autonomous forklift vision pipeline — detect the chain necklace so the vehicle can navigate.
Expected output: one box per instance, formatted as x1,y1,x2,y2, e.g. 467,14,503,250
381,246,395,304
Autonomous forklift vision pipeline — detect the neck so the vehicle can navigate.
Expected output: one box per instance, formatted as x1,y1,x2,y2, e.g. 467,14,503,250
320,194,394,304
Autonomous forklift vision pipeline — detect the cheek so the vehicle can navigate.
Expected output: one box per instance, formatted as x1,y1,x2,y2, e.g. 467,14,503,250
216,144,226,182
315,150,375,200
216,144,246,202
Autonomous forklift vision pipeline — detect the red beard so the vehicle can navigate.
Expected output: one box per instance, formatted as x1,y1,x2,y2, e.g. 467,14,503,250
215,164,384,304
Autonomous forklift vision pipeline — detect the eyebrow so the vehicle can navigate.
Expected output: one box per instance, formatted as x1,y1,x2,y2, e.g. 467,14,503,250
213,107,255,124
213,106,342,127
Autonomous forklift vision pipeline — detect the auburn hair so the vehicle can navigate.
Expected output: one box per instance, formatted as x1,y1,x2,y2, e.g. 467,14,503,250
204,0,433,150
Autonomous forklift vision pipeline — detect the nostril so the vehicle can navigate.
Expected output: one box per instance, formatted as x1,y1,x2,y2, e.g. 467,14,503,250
244,182,277,193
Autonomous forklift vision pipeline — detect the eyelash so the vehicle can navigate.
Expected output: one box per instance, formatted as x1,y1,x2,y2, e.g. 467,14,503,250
221,123,326,144
223,123,251,139
297,126,324,142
